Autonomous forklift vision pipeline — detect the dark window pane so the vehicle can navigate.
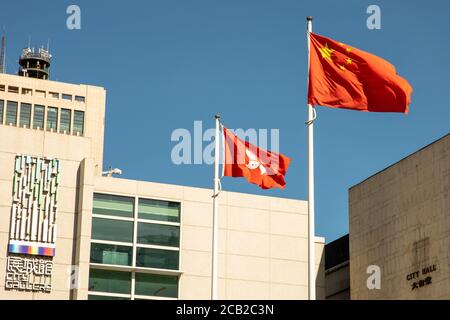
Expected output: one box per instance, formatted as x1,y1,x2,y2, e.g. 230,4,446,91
88,269,131,294
47,107,58,131
137,223,180,247
135,274,178,298
6,101,18,125
62,93,72,100
19,103,31,128
88,295,129,300
93,193,134,218
0,100,4,124
138,199,180,222
90,243,132,266
75,96,85,103
136,247,179,270
91,218,133,243
60,108,71,133
73,110,84,135
33,105,45,129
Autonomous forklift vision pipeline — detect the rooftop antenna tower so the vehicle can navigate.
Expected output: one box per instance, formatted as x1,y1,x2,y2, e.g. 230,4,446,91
18,41,52,80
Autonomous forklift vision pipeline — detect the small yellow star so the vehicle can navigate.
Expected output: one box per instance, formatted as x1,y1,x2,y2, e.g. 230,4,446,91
345,58,352,64
346,47,352,53
338,64,346,71
319,43,334,62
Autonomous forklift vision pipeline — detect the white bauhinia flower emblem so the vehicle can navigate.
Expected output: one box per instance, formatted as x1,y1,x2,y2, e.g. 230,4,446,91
245,148,267,175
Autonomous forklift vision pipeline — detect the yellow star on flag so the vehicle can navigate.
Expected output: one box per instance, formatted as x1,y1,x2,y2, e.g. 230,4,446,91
345,58,352,64
319,43,334,62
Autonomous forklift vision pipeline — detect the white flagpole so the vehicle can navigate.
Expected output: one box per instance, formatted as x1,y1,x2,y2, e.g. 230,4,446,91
306,16,316,301
211,113,221,300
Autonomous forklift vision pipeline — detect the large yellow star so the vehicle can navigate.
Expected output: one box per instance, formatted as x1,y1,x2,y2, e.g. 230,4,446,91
319,43,334,62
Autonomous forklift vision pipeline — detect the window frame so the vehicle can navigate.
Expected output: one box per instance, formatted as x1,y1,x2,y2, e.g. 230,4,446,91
33,105,45,130
89,192,182,300
73,110,85,136
19,103,32,128
46,107,58,132
0,99,4,125
5,101,18,126
59,108,71,134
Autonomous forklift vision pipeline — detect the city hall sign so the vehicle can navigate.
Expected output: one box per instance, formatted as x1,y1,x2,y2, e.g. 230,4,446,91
4,155,60,293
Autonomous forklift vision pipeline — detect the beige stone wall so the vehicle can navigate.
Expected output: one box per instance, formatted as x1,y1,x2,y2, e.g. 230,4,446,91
349,134,450,299
0,73,106,174
93,177,325,300
0,74,105,300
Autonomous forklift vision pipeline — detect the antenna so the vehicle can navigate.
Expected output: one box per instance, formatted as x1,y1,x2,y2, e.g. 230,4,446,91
0,34,5,73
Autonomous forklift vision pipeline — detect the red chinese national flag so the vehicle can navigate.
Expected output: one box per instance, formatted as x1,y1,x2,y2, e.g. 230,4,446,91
308,32,413,113
223,127,291,190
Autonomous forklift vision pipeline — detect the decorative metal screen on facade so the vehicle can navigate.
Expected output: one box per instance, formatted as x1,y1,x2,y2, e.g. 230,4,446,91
5,155,60,294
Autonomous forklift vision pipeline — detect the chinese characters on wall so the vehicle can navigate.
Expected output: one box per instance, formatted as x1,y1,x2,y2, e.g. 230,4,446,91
5,256,53,293
406,264,437,291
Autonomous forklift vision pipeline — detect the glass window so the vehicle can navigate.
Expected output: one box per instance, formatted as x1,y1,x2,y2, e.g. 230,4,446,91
47,107,58,131
135,274,178,298
60,108,71,133
73,110,84,135
8,86,19,94
88,295,129,300
22,88,32,95
0,85,5,91
88,269,131,294
137,223,180,247
19,103,31,128
136,247,179,270
33,105,45,130
49,92,59,99
93,193,134,218
91,218,133,243
90,243,132,266
35,90,46,98
75,96,85,103
6,101,18,125
138,199,180,222
0,100,4,124
62,93,72,101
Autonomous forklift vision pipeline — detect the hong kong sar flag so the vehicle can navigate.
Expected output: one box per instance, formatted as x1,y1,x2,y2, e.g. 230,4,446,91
223,127,291,190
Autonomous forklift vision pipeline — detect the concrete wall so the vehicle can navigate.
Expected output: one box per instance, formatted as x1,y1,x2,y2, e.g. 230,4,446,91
0,74,105,300
349,134,450,299
325,262,350,300
92,176,326,300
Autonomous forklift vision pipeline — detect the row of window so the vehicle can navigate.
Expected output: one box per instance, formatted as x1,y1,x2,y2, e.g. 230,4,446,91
0,100,84,135
0,84,85,102
89,193,181,300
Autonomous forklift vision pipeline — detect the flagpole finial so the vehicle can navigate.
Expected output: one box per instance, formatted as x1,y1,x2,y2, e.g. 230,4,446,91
307,16,313,21
215,113,220,120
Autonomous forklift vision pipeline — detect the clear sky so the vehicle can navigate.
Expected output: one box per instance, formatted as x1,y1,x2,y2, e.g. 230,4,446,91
1,0,449,243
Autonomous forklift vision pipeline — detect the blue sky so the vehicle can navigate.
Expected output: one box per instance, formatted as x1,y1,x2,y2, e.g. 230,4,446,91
1,0,449,243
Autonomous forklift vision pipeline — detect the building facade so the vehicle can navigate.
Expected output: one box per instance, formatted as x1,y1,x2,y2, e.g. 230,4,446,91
0,72,325,300
349,134,449,299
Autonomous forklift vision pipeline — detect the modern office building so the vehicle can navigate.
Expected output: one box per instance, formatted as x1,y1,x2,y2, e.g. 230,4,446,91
0,49,325,300
324,235,350,300
349,134,449,299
